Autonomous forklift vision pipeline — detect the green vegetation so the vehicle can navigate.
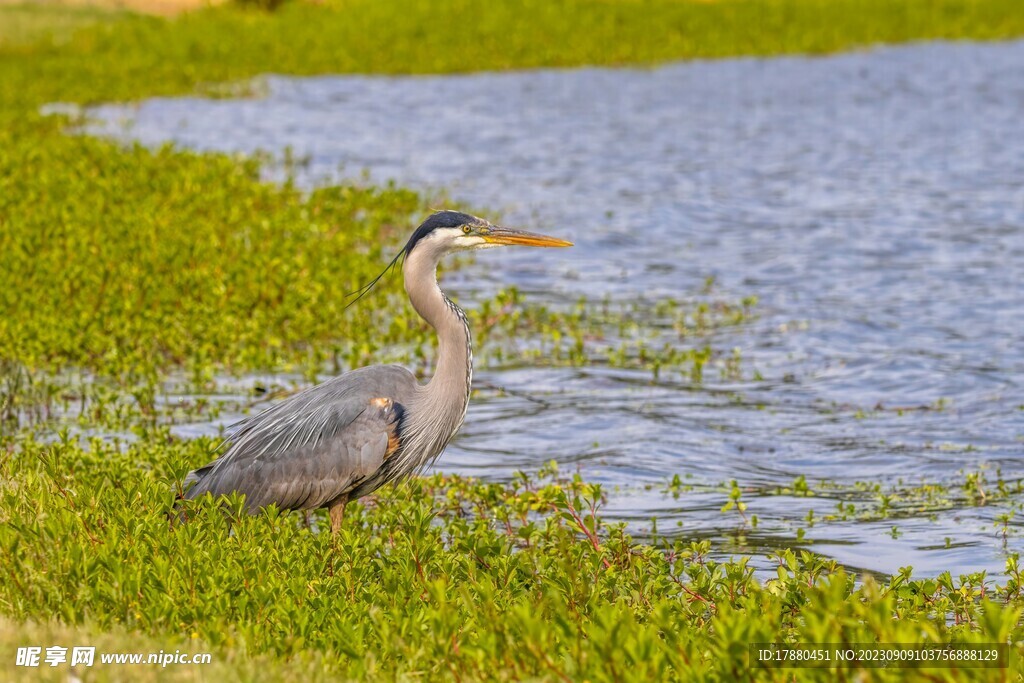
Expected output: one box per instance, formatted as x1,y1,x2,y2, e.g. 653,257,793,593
662,470,1024,556
2,444,1022,680
2,0,1024,679
3,0,1022,404
0,4,122,50
6,0,1024,108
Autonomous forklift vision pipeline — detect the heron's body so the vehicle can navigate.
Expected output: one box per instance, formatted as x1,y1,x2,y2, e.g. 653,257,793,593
183,211,570,531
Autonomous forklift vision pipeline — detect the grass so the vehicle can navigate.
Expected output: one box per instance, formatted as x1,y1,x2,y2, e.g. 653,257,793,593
2,0,1024,679
0,4,124,49
5,0,1024,110
2,0,1023,396
2,441,1022,680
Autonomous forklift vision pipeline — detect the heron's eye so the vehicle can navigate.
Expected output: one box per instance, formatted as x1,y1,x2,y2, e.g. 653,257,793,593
462,225,472,234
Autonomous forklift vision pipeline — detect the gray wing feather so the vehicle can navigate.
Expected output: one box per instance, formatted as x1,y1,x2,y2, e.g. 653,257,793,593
184,365,417,511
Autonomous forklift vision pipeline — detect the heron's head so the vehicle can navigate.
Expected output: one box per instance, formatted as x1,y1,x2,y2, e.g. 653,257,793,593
403,210,573,256
346,210,571,308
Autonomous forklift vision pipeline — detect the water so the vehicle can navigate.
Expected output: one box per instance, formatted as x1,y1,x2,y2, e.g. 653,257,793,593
84,41,1024,576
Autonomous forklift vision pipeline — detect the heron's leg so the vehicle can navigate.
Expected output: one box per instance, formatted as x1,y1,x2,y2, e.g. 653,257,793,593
328,493,349,534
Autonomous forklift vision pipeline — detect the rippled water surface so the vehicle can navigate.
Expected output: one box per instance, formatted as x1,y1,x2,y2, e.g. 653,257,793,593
87,41,1024,575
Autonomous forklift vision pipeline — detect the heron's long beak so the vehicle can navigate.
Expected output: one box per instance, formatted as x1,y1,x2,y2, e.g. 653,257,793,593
483,227,573,248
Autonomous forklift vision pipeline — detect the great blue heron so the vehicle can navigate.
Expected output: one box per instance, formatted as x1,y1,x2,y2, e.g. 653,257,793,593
183,211,572,532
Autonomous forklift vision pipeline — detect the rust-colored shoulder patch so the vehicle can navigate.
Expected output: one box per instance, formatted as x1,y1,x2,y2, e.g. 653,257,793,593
370,397,393,411
385,429,401,460
370,397,401,459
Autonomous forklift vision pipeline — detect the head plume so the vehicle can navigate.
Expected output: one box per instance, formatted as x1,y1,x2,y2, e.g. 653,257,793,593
345,210,482,309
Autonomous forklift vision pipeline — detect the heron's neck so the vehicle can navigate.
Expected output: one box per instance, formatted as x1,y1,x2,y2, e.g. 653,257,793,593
403,249,472,415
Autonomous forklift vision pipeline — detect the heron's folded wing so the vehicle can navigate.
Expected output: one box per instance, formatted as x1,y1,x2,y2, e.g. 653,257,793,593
184,366,415,511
